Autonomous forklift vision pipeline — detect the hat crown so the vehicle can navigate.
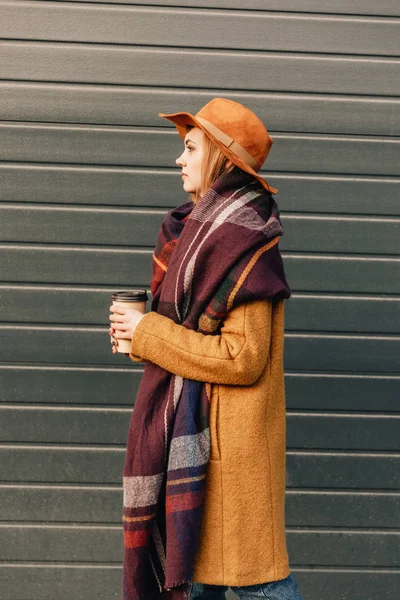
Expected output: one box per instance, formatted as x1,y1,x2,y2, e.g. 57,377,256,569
195,97,272,170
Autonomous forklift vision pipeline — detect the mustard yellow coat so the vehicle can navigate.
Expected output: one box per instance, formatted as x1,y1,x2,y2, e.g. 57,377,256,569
129,298,290,586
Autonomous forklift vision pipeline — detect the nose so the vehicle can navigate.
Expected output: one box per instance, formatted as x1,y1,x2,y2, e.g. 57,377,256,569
176,152,185,167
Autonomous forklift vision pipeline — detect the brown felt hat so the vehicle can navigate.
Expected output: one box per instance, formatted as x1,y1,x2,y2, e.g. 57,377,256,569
159,97,278,194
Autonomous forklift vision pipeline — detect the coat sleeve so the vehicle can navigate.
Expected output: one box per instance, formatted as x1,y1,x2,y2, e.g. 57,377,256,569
129,299,273,385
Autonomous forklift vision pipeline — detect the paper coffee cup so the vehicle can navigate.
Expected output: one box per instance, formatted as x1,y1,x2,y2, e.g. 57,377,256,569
111,290,148,353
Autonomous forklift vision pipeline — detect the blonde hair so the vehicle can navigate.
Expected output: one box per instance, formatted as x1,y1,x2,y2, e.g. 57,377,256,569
185,125,238,203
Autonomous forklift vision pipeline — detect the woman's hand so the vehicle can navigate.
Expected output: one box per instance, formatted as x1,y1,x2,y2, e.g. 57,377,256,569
109,304,145,355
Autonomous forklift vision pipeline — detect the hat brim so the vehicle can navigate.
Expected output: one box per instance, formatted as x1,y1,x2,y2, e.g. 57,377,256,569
158,110,278,195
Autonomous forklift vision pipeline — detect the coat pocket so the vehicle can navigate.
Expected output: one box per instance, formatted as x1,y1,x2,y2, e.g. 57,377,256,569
209,384,221,461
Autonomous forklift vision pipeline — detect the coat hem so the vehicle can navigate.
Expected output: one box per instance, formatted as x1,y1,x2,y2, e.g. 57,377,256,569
193,563,290,588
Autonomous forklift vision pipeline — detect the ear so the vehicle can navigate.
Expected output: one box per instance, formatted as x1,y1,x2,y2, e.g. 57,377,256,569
225,159,234,169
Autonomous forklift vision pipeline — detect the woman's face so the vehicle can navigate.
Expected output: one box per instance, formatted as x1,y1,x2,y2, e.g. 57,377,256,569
175,127,205,195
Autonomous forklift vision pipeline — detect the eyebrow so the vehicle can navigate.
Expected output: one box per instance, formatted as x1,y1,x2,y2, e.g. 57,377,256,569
185,139,196,145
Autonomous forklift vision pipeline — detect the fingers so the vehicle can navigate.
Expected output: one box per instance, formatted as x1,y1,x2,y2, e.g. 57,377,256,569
109,315,128,337
109,313,126,324
109,325,125,336
110,324,127,338
109,325,118,351
110,332,119,354
110,305,141,317
109,306,133,355
109,306,127,332
109,304,127,314
109,317,127,334
110,328,125,341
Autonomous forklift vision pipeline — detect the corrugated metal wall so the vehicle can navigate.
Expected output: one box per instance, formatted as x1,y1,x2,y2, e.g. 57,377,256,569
0,1,399,598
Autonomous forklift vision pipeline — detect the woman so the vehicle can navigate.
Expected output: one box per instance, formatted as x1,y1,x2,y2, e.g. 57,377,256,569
109,98,304,600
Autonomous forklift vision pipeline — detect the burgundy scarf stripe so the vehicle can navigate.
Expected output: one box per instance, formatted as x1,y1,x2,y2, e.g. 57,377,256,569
122,170,291,599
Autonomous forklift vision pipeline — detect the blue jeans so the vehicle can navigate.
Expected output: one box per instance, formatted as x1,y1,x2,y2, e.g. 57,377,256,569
190,574,303,599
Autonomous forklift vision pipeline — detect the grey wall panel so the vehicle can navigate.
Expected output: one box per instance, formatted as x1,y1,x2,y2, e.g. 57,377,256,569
0,565,122,600
2,485,398,528
1,124,399,176
275,176,400,215
0,245,153,285
289,531,400,567
285,333,399,373
1,406,399,450
0,406,131,445
2,524,399,566
0,523,122,562
0,325,123,365
0,204,165,247
285,491,400,528
2,286,399,334
292,570,400,600
40,0,400,17
3,205,399,255
0,484,123,523
286,294,400,333
0,285,151,325
0,205,166,248
0,366,142,405
2,246,399,293
286,413,400,450
2,3,398,57
287,451,400,489
1,41,399,96
1,368,399,411
0,165,186,208
284,255,400,294
1,165,399,215
1,446,398,488
1,84,399,136
1,326,399,372
282,215,399,254
0,445,126,484
285,374,400,411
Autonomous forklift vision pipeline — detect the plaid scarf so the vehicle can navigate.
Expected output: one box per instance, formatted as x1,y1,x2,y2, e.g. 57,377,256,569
122,169,291,600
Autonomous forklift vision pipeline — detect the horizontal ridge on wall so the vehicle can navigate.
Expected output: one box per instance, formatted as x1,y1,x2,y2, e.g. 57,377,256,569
0,124,398,177
0,325,399,373
0,564,399,600
0,366,398,410
0,405,399,450
0,445,399,488
1,165,399,214
2,245,399,293
1,483,398,527
2,203,399,254
1,41,399,96
1,2,399,57
1,83,400,136
33,0,400,18
0,523,398,566
1,285,399,333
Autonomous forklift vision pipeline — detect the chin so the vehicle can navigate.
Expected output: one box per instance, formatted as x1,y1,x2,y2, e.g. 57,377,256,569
183,181,195,193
